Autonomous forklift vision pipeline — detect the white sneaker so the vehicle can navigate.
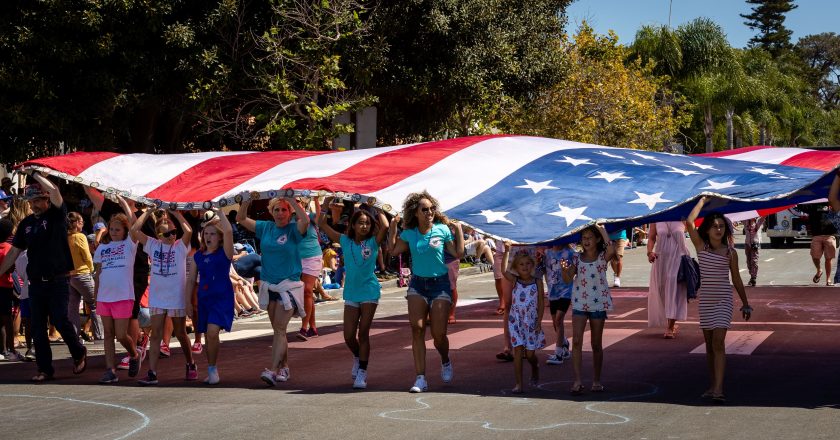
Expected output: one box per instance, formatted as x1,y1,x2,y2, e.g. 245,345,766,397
260,369,277,386
441,361,453,383
351,356,360,379
276,367,290,382
353,369,368,389
546,354,563,365
613,277,621,288
204,367,220,385
409,375,428,393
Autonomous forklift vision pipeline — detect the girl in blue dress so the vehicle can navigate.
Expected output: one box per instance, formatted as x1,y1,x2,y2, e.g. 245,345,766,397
186,209,234,385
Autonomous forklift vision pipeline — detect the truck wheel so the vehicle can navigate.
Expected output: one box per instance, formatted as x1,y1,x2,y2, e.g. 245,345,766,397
770,237,785,248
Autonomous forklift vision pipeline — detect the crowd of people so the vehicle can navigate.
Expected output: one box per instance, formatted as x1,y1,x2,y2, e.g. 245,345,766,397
4,170,840,401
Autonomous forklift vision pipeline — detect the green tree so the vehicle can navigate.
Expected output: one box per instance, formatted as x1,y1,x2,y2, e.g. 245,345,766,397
515,24,690,150
795,32,840,110
367,0,571,143
741,0,798,57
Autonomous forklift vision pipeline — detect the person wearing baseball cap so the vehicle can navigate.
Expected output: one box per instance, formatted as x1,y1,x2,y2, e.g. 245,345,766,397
0,172,88,381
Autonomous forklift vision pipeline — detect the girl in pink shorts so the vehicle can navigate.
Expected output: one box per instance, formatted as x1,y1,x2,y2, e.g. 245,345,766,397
93,197,140,384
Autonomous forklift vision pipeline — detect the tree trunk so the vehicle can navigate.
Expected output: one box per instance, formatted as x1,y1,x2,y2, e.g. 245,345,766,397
759,124,766,145
704,105,714,153
725,108,734,149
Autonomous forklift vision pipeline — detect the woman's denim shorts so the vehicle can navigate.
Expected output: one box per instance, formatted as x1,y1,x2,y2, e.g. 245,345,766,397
406,274,452,305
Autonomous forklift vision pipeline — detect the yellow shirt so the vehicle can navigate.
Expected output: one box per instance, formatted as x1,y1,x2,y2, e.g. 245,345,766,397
68,232,94,275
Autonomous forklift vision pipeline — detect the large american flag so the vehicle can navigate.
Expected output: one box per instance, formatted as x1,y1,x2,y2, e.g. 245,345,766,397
21,135,838,244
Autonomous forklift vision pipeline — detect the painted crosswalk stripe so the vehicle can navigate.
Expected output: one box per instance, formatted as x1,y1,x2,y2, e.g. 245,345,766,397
544,328,643,352
405,327,504,350
290,328,397,349
689,331,773,355
613,308,646,319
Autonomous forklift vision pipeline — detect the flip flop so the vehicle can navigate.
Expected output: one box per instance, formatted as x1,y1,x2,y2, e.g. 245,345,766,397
591,384,605,392
570,384,585,395
496,351,514,362
712,393,727,404
701,390,714,398
447,317,457,324
73,348,88,375
494,308,505,316
31,372,54,383
827,281,835,287
814,272,822,283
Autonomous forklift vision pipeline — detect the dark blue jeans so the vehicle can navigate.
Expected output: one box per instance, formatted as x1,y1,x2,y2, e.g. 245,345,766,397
233,253,261,280
29,276,86,376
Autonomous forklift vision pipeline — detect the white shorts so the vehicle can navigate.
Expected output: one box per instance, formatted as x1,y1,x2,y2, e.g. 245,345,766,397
465,241,478,257
301,256,323,277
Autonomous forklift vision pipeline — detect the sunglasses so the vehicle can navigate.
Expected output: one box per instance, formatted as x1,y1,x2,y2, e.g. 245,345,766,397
420,206,436,213
158,229,177,238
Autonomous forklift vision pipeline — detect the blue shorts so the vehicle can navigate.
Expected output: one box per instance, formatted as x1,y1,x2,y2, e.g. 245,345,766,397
573,309,608,320
268,291,301,314
19,298,31,318
406,275,452,305
345,299,379,308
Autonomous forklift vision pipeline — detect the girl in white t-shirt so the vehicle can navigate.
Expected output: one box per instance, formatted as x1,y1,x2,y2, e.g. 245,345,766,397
132,208,196,386
93,197,140,384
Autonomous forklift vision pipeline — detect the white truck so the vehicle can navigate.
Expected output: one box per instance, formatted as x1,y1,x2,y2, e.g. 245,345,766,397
766,205,810,248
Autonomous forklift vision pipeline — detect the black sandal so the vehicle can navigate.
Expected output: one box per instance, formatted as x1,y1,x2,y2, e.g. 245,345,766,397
73,348,88,375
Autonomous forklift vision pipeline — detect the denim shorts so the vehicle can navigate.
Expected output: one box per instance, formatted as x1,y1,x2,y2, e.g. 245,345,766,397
268,291,301,313
406,275,452,305
573,309,608,320
344,299,379,308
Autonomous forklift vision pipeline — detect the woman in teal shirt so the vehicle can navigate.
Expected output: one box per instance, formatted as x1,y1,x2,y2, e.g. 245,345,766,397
388,191,464,393
319,200,388,389
237,196,308,386
297,200,323,338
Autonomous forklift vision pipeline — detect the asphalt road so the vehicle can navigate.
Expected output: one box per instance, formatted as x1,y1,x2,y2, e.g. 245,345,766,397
2,232,840,440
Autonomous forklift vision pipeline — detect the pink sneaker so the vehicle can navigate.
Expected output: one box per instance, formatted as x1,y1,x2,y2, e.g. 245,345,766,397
186,363,198,381
117,355,130,370
159,342,171,358
191,342,203,354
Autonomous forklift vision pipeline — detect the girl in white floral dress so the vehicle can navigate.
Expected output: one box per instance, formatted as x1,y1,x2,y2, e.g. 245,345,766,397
561,224,615,395
501,243,545,393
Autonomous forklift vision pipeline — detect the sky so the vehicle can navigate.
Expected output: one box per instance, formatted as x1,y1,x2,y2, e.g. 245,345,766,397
566,0,838,48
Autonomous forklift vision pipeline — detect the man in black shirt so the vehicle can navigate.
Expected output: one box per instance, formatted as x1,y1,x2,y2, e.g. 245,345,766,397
0,173,87,380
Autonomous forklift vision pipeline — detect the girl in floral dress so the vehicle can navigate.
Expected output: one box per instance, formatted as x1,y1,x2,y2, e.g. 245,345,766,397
561,224,615,395
501,243,545,393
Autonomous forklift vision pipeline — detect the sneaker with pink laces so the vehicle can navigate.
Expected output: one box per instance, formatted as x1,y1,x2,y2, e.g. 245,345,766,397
117,355,130,370
191,342,203,354
276,367,290,382
185,363,198,381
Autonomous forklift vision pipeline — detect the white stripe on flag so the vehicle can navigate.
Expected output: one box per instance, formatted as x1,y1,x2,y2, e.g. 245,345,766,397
78,151,253,197
221,143,418,197
718,147,811,165
373,136,604,213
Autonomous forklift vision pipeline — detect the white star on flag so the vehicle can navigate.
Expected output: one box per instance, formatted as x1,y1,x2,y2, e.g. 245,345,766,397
664,166,700,176
515,179,558,194
687,161,718,171
597,151,624,159
701,179,739,190
631,152,661,162
629,191,673,210
748,167,779,175
556,156,596,167
471,210,514,225
548,204,593,226
589,171,631,183
627,159,645,166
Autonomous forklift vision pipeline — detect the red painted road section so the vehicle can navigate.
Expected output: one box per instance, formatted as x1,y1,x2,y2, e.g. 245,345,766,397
2,286,840,409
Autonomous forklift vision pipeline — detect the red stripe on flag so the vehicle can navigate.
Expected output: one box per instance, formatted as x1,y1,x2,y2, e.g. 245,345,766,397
779,151,840,171
284,135,509,192
695,145,772,158
145,150,331,201
22,152,121,176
